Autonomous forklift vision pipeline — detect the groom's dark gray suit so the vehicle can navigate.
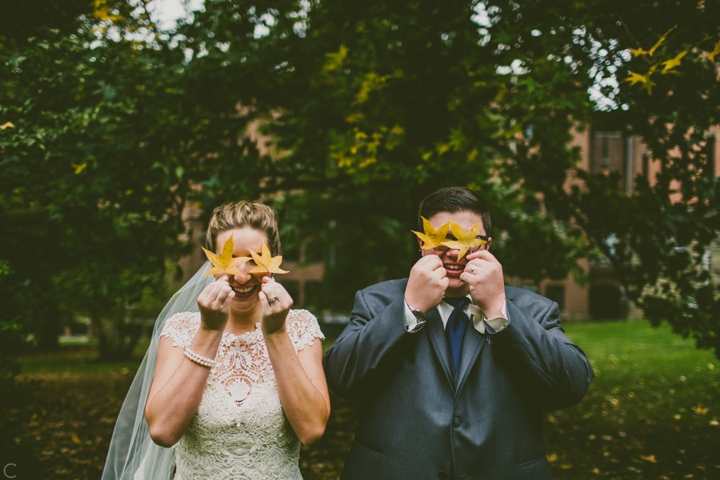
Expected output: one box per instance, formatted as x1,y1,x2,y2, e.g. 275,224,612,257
324,279,593,480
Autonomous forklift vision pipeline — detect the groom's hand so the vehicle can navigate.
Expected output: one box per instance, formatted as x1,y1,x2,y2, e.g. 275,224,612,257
405,255,448,313
460,250,506,318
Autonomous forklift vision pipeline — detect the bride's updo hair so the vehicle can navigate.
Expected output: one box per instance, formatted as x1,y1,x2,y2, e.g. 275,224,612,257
205,201,281,256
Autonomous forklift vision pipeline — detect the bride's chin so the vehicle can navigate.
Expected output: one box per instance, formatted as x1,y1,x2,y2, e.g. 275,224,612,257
230,296,261,314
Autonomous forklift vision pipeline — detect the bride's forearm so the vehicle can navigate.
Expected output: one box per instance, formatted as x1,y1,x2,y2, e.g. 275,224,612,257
145,330,223,447
264,330,330,445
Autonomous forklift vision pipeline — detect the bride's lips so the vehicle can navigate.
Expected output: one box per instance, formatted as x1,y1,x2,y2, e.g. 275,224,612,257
231,284,259,298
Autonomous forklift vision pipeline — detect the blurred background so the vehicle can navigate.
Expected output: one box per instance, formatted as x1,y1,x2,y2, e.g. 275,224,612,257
1,0,719,478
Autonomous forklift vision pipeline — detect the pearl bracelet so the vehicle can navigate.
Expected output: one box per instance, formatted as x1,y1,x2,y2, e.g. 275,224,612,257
184,347,217,369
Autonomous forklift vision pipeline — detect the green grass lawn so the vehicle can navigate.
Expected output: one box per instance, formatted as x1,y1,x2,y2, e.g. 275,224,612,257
13,320,720,479
547,320,720,479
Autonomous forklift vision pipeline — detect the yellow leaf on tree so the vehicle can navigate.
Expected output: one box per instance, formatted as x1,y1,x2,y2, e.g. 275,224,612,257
0,122,14,130
624,72,655,94
631,48,650,57
412,216,450,250
624,72,648,87
442,220,487,260
661,51,687,74
202,236,250,276
701,40,720,62
72,162,87,174
648,26,676,56
249,243,289,275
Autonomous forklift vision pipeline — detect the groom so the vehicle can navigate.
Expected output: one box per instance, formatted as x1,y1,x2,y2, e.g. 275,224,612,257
323,187,593,480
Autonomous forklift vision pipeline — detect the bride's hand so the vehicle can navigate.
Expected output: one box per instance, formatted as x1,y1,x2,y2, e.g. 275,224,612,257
197,275,235,331
259,277,292,335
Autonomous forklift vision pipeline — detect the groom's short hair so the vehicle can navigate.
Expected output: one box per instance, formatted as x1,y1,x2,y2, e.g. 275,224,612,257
418,187,491,236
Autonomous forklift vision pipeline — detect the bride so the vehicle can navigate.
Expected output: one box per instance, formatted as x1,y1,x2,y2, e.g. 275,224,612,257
103,201,330,479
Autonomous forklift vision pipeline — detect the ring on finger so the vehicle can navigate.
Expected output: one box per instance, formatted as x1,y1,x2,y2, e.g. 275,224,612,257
268,296,279,305
470,266,476,274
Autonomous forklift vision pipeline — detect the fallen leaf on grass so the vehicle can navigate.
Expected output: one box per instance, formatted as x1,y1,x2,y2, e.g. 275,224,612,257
641,454,657,463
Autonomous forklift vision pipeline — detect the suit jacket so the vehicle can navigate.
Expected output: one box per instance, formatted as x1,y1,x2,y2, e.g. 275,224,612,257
323,279,593,480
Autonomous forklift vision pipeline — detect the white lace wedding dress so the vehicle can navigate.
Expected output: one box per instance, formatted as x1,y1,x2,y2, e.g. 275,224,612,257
157,309,324,480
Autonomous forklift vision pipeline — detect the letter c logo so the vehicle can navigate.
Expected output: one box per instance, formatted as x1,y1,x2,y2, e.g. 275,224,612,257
4,463,16,478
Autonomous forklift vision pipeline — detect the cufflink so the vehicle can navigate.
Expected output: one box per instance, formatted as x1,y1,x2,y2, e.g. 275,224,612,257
405,301,427,333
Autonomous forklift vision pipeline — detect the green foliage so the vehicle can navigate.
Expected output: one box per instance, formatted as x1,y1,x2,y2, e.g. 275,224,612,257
2,0,720,360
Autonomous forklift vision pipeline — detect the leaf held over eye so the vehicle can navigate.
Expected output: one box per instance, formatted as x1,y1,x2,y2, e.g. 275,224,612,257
411,216,450,250
441,221,487,260
249,243,289,275
201,236,250,276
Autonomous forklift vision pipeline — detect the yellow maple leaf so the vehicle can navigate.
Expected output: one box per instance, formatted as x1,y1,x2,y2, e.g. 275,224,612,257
624,71,655,94
631,48,650,57
624,72,647,86
249,243,289,275
661,51,687,74
0,122,14,130
202,236,250,276
441,221,487,260
701,40,720,62
412,216,450,250
642,76,656,94
648,26,676,56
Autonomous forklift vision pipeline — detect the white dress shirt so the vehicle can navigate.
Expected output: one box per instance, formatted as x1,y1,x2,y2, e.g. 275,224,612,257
404,295,509,334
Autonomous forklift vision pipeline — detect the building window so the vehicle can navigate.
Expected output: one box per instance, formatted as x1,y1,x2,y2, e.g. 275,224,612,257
304,281,323,310
707,135,716,178
544,285,565,312
642,152,649,178
284,281,300,304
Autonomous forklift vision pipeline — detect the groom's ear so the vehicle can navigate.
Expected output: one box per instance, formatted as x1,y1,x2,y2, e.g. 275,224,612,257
486,237,492,251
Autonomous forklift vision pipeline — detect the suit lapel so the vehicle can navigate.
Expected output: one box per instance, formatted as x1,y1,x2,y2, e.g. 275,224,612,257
454,313,487,399
425,308,453,388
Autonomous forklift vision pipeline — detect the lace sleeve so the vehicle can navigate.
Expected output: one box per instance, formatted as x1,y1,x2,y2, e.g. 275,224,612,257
159,312,201,348
286,310,325,352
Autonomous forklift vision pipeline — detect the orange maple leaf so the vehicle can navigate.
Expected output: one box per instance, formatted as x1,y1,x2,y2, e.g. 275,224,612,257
202,236,250,276
412,216,450,250
441,221,487,260
249,244,289,275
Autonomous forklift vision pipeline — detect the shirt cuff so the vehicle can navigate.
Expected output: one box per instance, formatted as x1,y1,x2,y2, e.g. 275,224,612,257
404,302,423,332
484,302,509,333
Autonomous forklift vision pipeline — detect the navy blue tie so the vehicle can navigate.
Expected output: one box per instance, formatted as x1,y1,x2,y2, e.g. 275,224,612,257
445,297,470,373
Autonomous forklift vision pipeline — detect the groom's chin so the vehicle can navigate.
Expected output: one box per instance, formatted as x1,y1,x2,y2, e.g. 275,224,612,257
444,280,469,298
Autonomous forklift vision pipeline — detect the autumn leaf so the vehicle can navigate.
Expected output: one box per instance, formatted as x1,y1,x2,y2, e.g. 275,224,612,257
412,216,450,250
624,71,648,87
0,121,14,130
630,48,650,57
649,26,676,56
701,40,720,62
661,51,687,74
201,236,250,276
441,220,487,260
249,243,289,275
624,71,655,94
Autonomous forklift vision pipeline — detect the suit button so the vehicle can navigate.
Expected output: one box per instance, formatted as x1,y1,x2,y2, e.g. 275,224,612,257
453,416,461,427
438,472,449,480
